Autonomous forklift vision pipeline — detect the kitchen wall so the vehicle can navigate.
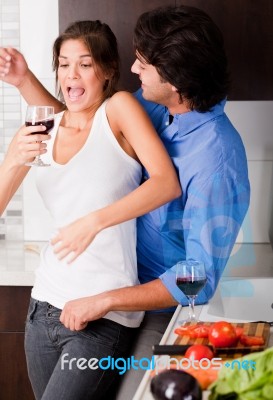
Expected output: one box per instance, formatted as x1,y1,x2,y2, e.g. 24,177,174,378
0,0,58,241
0,0,272,246
0,0,23,240
19,0,58,240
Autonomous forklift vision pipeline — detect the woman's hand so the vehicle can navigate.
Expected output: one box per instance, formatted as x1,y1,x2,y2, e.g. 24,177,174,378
0,47,64,111
0,47,29,87
0,124,50,216
51,213,102,263
6,124,50,167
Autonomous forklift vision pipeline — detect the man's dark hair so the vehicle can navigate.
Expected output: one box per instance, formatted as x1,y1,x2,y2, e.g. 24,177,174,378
133,5,229,112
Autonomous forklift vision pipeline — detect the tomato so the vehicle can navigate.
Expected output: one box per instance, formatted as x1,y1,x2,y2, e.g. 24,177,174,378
185,344,214,361
174,324,209,338
174,327,193,336
240,335,265,346
188,325,210,339
209,321,238,347
235,327,244,339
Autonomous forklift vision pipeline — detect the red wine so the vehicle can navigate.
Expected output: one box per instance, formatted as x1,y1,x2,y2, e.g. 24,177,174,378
26,119,54,134
176,277,207,296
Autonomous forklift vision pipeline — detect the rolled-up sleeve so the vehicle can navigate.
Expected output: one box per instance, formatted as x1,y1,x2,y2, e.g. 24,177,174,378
159,173,250,305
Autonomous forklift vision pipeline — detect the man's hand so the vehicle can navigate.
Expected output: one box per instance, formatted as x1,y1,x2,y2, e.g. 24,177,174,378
59,280,178,332
0,47,29,87
60,294,111,331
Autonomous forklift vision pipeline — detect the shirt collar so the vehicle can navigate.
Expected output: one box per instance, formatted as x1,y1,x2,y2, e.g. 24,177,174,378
168,99,226,137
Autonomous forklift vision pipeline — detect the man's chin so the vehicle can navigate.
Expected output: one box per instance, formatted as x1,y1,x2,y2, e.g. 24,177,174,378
141,89,153,102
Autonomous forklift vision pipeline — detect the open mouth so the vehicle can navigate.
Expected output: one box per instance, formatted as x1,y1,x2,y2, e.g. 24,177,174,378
67,87,85,101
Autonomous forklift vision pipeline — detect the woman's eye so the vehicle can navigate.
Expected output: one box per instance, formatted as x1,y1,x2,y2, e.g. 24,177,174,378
59,64,68,68
81,64,91,68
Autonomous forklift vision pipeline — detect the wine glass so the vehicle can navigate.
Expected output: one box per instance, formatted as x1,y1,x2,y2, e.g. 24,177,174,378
25,105,54,167
175,260,207,324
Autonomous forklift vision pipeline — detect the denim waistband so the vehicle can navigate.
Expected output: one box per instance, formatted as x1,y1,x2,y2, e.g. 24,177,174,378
27,297,62,322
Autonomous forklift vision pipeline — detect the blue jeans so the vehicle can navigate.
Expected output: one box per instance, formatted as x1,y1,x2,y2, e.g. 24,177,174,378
24,298,136,400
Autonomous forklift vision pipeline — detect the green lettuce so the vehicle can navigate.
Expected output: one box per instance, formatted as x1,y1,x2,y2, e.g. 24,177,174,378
209,347,273,400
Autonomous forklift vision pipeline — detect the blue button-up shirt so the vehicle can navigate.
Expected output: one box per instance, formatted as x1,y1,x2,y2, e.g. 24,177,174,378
134,89,250,307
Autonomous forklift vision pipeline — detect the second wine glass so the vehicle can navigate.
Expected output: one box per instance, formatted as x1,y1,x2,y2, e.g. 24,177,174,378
176,260,207,323
25,105,54,167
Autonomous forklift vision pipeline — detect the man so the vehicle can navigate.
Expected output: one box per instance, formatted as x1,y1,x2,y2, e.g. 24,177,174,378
0,5,250,398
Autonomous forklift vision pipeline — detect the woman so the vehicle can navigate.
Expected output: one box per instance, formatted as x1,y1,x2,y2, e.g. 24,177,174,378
1,20,180,399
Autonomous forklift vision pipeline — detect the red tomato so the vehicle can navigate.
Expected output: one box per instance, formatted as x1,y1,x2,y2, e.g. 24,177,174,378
209,321,238,347
240,335,265,346
174,324,209,338
174,327,192,336
235,327,244,339
188,325,210,339
185,344,214,361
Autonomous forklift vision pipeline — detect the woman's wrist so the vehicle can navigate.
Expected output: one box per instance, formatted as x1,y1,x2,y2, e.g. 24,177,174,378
4,144,31,169
87,209,107,234
16,68,35,91
2,155,22,172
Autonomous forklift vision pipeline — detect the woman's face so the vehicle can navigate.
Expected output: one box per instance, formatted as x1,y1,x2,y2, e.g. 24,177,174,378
58,39,105,112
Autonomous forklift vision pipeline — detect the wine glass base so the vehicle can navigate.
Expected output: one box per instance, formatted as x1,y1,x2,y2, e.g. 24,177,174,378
25,161,50,167
177,317,201,326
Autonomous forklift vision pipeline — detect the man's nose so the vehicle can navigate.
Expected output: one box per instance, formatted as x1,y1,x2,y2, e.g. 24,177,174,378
131,59,139,75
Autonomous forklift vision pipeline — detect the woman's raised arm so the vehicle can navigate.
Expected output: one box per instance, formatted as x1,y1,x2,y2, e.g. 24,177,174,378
0,47,64,112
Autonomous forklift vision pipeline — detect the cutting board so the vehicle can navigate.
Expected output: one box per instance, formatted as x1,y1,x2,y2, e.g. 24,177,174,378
174,322,270,359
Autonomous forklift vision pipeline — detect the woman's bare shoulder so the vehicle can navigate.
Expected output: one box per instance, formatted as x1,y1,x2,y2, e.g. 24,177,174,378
107,91,138,109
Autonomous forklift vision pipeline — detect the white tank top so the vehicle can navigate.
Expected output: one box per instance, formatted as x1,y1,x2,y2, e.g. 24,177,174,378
31,100,144,327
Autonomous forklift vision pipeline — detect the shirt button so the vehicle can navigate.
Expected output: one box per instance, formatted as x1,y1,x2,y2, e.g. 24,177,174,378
48,312,52,317
48,304,52,309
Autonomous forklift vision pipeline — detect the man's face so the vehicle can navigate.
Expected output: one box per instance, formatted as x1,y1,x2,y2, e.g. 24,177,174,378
131,52,173,106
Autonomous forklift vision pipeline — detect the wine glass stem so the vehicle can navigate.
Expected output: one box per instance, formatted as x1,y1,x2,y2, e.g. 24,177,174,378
187,296,196,321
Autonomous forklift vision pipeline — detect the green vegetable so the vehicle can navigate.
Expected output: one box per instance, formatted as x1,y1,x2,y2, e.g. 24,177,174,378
208,347,273,400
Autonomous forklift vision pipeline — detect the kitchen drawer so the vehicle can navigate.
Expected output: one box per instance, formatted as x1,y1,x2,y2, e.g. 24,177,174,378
0,287,31,332
0,332,34,399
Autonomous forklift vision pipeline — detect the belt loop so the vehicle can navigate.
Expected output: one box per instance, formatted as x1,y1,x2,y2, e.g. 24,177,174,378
29,299,38,322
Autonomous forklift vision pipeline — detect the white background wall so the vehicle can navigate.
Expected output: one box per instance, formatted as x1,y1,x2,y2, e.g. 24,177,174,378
225,101,273,243
19,0,273,244
20,0,58,240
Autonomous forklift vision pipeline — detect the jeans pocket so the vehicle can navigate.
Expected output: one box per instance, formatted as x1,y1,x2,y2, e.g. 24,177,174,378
25,297,38,324
77,319,121,350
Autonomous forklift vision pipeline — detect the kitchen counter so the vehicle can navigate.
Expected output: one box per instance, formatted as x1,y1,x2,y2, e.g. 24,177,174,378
0,241,272,398
133,277,273,400
1,242,272,287
0,241,45,286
